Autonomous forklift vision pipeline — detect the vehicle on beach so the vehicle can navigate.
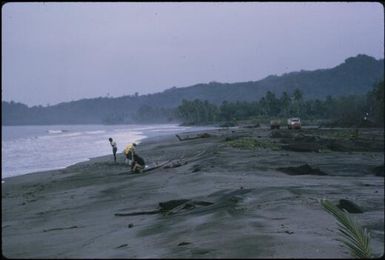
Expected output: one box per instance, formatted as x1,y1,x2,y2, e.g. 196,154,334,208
270,119,281,129
287,117,301,129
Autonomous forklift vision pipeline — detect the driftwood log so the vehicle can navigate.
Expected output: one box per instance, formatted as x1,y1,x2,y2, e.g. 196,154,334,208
176,133,211,141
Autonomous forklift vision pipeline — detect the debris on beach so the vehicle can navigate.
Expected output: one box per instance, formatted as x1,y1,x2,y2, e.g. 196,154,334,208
281,142,324,152
191,164,201,172
115,199,215,217
337,199,364,213
277,164,327,176
176,133,211,141
116,244,128,249
158,199,190,211
43,225,79,232
163,160,188,169
115,210,161,216
178,241,191,246
371,164,384,177
159,199,214,215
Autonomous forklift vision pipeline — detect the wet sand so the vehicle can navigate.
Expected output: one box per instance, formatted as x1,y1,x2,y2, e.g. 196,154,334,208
2,126,384,258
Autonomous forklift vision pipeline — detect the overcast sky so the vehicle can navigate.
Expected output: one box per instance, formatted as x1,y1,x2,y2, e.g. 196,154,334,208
2,2,384,106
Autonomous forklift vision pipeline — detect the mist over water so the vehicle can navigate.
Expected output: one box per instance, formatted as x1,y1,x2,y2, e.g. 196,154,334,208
2,124,206,178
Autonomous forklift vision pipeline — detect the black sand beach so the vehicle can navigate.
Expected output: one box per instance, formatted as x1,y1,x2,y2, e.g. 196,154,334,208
2,126,384,258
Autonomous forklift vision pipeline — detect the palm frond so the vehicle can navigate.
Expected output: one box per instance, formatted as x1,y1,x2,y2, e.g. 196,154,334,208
320,199,372,258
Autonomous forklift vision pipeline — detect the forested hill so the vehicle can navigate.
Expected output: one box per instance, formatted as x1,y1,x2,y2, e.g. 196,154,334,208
2,54,384,125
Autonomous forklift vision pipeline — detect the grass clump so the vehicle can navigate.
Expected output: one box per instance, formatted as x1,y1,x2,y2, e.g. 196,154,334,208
226,137,278,150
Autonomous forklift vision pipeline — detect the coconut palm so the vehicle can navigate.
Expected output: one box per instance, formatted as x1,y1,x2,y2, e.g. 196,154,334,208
320,199,372,258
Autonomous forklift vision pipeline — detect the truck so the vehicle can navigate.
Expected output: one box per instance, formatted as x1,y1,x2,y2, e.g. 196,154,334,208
270,119,281,129
287,117,301,129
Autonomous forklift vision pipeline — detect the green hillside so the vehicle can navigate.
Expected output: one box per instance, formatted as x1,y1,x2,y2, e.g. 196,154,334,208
2,54,383,125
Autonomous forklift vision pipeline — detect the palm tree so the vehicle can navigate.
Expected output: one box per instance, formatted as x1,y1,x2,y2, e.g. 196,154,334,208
320,199,373,258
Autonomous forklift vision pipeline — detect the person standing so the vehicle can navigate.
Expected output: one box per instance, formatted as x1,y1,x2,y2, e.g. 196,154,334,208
109,138,118,163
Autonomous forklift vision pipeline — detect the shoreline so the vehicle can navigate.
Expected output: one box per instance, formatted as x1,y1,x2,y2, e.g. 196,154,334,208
1,132,174,181
2,125,218,180
2,126,384,258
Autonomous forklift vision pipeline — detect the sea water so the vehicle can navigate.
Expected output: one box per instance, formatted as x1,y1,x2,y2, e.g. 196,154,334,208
2,124,211,179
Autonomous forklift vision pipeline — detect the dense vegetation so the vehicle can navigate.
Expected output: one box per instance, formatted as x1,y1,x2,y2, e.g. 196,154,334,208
176,80,384,127
2,54,383,125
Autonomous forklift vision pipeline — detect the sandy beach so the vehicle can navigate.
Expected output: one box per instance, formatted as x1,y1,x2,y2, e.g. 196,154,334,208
2,126,384,258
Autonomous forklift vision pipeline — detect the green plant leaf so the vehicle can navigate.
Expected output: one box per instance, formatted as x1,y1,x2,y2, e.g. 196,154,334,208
320,199,372,258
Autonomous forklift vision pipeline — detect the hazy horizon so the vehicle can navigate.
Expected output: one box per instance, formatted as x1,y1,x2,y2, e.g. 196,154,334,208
2,53,384,107
2,2,384,106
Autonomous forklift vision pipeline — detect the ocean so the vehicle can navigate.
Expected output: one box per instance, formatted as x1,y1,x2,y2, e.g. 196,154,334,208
2,124,211,179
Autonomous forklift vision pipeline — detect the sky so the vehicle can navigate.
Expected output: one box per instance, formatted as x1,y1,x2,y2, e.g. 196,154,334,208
2,2,384,107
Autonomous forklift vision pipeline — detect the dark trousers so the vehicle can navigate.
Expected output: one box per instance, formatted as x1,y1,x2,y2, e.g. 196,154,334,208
113,147,117,162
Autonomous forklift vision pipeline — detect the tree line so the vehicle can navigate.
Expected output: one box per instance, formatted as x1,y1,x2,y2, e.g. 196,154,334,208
174,80,384,127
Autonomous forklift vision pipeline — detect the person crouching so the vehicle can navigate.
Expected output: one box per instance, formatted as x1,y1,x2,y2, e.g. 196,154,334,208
124,143,145,173
132,153,146,173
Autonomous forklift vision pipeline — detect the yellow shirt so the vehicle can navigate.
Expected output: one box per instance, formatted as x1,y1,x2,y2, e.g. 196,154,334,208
124,144,135,155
